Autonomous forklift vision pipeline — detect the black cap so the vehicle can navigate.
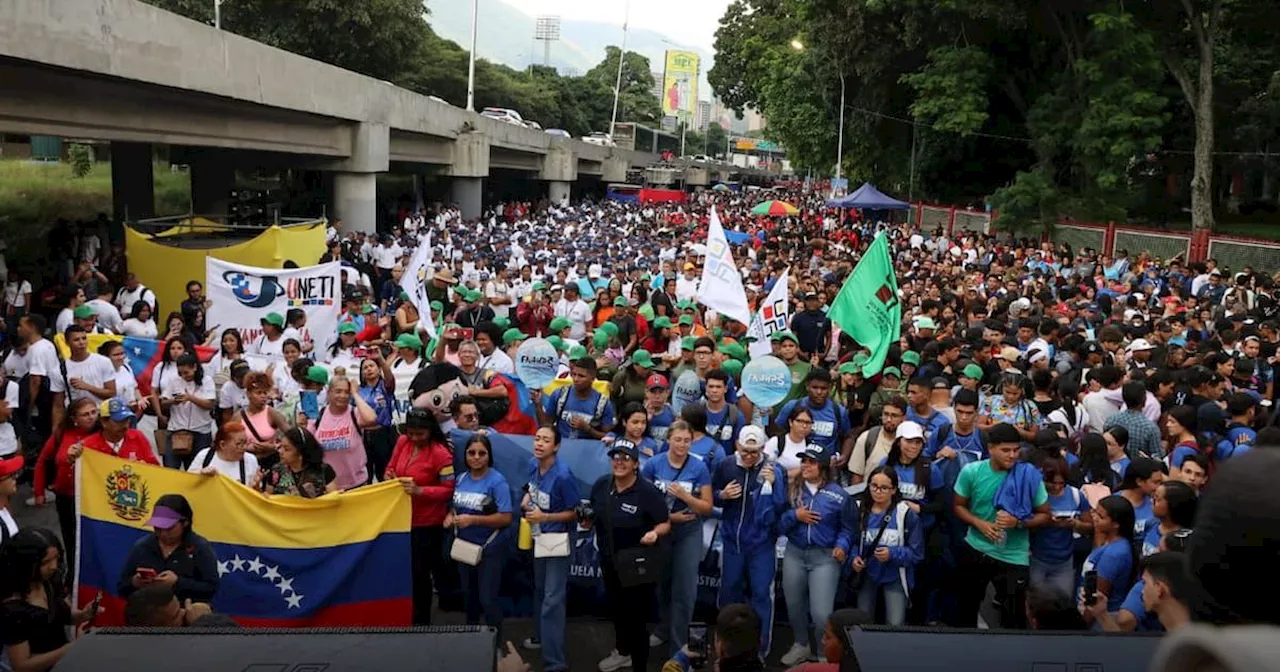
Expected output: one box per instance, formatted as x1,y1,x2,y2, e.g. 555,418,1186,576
931,376,951,390
608,439,639,461
1081,341,1103,356
798,448,825,463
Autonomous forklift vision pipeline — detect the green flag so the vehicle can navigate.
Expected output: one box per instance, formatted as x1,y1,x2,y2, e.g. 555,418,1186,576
828,233,901,376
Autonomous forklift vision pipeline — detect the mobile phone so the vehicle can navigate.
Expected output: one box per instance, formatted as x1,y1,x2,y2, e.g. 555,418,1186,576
87,591,103,626
687,622,708,665
1083,570,1098,607
136,567,157,579
300,390,319,420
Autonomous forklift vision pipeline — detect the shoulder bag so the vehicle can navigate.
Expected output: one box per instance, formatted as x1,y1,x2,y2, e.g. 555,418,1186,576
531,471,571,558
606,480,668,588
848,506,893,592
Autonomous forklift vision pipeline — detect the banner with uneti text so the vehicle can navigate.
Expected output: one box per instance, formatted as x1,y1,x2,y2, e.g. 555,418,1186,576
75,451,411,626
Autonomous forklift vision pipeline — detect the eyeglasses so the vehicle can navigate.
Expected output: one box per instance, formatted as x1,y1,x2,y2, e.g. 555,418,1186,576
869,484,895,492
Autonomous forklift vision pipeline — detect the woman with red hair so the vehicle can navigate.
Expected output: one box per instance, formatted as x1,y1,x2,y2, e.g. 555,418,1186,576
187,421,260,487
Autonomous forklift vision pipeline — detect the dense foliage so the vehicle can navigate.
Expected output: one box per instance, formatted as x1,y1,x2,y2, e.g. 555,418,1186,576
709,0,1280,231
142,0,662,139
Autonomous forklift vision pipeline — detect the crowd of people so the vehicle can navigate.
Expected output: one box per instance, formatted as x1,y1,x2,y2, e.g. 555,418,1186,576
0,184,1277,671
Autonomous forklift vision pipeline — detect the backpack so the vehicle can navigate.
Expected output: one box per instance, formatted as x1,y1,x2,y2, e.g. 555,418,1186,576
853,425,882,471
932,423,987,460
201,447,248,484
705,404,743,442
554,386,609,430
796,397,849,442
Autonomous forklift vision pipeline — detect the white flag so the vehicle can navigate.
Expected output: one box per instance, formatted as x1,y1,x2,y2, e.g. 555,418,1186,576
747,267,791,358
696,207,753,327
402,233,437,339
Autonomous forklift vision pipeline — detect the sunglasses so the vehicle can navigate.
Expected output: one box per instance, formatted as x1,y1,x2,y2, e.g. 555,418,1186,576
465,449,489,458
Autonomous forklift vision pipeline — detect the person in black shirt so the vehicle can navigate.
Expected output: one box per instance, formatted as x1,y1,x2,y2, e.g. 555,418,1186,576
585,440,670,672
790,293,831,360
117,494,219,604
0,529,99,670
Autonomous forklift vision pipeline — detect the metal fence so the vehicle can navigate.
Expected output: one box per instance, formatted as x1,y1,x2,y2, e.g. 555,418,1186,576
919,205,951,232
1113,229,1191,262
953,209,991,235
1050,224,1107,254
1207,238,1280,274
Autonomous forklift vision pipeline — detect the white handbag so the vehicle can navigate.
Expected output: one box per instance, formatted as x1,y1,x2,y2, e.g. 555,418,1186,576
450,529,499,566
533,531,570,558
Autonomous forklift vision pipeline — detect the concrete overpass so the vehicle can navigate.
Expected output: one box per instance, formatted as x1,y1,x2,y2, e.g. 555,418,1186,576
0,0,773,229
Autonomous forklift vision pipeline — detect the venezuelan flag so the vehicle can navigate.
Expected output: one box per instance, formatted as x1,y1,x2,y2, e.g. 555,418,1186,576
54,334,215,396
75,451,412,626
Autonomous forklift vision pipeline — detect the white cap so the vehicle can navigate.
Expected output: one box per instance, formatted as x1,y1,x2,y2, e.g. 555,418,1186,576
1027,348,1049,364
1127,338,1156,352
737,425,767,449
896,421,925,441
588,263,602,279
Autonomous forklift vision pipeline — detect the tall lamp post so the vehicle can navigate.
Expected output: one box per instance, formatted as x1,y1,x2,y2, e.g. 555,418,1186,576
214,0,222,29
791,39,844,184
466,0,478,111
609,0,631,138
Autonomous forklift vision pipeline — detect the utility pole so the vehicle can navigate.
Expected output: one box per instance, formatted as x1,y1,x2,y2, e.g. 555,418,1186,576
466,0,478,112
609,0,631,138
214,0,221,29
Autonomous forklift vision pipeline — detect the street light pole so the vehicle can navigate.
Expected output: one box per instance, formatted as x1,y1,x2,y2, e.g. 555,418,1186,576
214,0,221,29
609,0,631,138
466,0,478,112
836,70,845,182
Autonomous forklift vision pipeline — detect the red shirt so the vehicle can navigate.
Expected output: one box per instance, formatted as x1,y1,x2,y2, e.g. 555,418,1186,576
34,427,95,497
386,435,454,528
80,430,161,466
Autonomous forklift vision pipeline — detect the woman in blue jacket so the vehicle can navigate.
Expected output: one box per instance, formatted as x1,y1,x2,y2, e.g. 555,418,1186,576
640,419,713,657
520,424,580,672
446,435,514,644
712,425,787,657
851,466,924,625
778,448,858,668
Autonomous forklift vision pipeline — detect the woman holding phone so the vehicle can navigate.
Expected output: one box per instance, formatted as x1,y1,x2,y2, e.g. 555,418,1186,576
520,424,580,671
0,529,100,672
117,494,219,604
160,353,216,470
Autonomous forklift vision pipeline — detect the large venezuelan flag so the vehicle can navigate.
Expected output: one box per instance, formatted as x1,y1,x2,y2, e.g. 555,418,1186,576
75,451,412,626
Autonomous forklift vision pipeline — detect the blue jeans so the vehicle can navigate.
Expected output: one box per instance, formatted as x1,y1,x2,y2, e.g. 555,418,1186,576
782,543,840,652
857,579,909,626
458,540,507,643
657,523,703,657
718,545,777,657
533,555,569,671
1030,557,1076,600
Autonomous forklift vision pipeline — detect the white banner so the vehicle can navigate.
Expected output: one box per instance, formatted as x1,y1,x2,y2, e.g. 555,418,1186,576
206,258,341,357
696,207,753,327
748,267,791,358
402,232,437,339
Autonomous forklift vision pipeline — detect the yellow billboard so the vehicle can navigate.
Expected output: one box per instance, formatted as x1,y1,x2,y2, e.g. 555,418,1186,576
662,50,700,119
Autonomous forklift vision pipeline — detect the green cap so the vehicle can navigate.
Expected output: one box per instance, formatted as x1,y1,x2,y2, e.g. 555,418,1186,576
678,314,694,327
261,312,285,328
393,333,423,351
598,321,619,337
361,304,376,314
721,359,744,378
305,366,330,386
592,330,610,349
882,366,903,378
532,281,547,292
962,363,984,380
613,296,628,307
718,342,747,363
463,288,483,302
769,331,786,342
492,316,511,330
853,353,870,367
914,316,938,331
73,305,95,319
676,299,694,311
838,361,861,375
547,335,565,352
653,316,673,330
502,328,529,346
549,316,572,332
429,300,444,312
568,345,588,359
774,330,799,344
681,336,696,351
901,351,921,366
630,349,655,368
337,322,358,335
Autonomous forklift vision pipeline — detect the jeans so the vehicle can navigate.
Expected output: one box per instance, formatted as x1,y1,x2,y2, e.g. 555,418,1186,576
459,540,508,643
164,431,210,470
1030,557,1076,600
533,555,570,671
657,524,703,657
718,545,777,657
782,543,840,652
857,580,909,626
951,542,1030,629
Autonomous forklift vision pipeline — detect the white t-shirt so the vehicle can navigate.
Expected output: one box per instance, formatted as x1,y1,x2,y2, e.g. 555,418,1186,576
120,318,158,339
165,375,216,433
114,366,140,405
0,379,20,459
86,298,124,333
764,434,814,472
480,349,514,375
50,353,116,405
220,381,248,414
373,245,398,270
79,234,102,264
55,308,74,335
4,349,29,380
676,275,700,302
115,285,156,313
3,280,31,308
484,280,514,319
187,449,259,485
251,328,302,359
150,362,185,400
554,298,591,340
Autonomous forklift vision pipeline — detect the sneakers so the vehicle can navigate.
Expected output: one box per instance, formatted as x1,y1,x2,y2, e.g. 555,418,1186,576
25,490,56,507
648,633,665,647
597,649,631,672
521,637,541,650
780,643,812,667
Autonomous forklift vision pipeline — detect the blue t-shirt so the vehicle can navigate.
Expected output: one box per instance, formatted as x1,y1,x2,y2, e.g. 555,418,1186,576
704,403,745,454
776,398,850,457
647,405,676,446
1132,496,1155,539
906,406,950,442
1031,486,1091,566
359,382,394,427
678,435,724,474
640,453,711,538
543,387,616,440
526,457,581,535
452,469,514,545
1120,579,1164,632
1141,523,1164,558
1083,538,1134,612
1109,456,1131,479
1168,441,1199,469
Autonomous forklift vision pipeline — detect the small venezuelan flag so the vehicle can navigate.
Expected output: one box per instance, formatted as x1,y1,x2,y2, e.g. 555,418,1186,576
75,451,412,626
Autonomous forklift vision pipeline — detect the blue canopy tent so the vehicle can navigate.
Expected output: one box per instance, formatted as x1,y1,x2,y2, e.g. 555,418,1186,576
824,182,910,210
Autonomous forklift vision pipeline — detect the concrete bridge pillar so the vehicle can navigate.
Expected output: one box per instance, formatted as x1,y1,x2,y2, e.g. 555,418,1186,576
333,173,378,233
189,149,235,218
451,177,484,221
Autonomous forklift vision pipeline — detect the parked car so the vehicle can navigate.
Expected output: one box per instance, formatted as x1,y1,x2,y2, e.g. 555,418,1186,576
525,120,543,131
546,129,572,139
583,132,615,147
689,154,713,163
480,107,526,127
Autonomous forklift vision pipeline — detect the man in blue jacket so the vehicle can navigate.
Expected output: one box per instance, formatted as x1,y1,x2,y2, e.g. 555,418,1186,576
712,425,786,658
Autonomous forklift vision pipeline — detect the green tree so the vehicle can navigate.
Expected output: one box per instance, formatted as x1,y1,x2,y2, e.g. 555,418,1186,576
586,47,662,126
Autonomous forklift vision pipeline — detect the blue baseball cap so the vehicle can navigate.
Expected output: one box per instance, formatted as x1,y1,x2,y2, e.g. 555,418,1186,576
99,397,135,423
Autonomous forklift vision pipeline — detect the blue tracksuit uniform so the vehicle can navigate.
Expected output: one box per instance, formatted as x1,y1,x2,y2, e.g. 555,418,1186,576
779,482,858,555
774,397,851,460
854,500,925,594
712,455,787,656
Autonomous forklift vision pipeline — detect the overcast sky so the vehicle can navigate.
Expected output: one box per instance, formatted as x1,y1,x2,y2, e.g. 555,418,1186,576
501,0,732,52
